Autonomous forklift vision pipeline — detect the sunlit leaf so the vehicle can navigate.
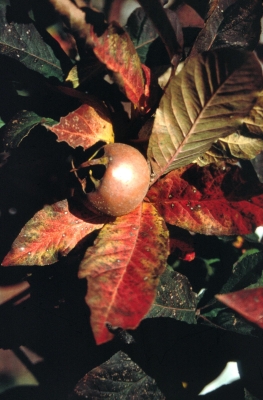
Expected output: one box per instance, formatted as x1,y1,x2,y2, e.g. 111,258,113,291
194,143,234,166
78,202,169,344
146,269,197,323
73,351,165,399
4,110,56,148
147,49,262,181
217,132,263,160
1,199,107,266
44,102,114,149
190,0,261,57
147,163,263,235
0,4,64,81
243,90,263,135
216,287,263,330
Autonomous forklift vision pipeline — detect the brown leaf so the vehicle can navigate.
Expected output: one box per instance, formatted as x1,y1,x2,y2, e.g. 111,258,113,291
147,163,263,235
243,90,263,135
217,132,263,159
1,199,107,266
175,3,204,28
44,102,114,149
78,202,169,344
190,0,262,58
147,49,262,182
216,288,263,329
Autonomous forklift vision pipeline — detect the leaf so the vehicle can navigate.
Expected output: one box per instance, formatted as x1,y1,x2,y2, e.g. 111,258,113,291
190,0,262,58
78,202,169,344
4,110,56,148
73,351,165,399
243,91,263,135
216,132,263,160
90,21,151,112
137,0,182,66
147,163,263,235
0,4,64,81
216,287,263,330
169,227,196,261
147,49,262,181
244,388,261,400
175,3,204,28
251,152,263,184
1,199,107,266
126,7,183,65
194,143,235,166
44,103,114,149
145,269,197,324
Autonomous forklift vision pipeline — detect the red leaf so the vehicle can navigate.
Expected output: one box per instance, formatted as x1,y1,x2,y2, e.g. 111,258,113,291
44,102,114,149
169,229,195,261
216,288,263,329
78,202,169,344
147,163,263,235
2,200,107,266
89,21,151,112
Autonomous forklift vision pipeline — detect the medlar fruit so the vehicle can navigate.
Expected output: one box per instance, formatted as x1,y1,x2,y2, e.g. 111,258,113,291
74,143,150,216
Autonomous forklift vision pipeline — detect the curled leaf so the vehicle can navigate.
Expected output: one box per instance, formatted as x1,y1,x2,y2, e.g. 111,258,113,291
147,49,262,181
78,202,169,344
1,199,107,266
44,102,114,149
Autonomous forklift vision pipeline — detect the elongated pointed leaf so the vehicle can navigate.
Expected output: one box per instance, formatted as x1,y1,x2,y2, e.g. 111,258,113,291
146,269,197,323
74,351,165,399
147,49,262,181
216,288,263,329
78,202,169,344
1,199,107,266
0,4,64,81
4,110,56,148
44,103,114,149
147,163,263,235
190,0,261,57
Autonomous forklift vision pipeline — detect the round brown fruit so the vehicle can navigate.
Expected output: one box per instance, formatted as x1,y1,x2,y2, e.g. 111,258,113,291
78,143,150,217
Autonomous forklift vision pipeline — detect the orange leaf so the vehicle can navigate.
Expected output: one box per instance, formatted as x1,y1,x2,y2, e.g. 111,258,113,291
44,102,114,149
2,199,107,266
216,288,263,329
78,202,169,344
147,163,263,235
90,21,151,112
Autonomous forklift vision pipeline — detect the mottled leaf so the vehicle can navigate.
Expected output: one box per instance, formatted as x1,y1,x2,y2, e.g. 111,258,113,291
147,163,263,235
0,4,64,81
216,287,263,330
4,110,56,148
190,0,262,58
217,132,263,160
90,21,151,111
146,269,197,323
78,202,169,344
73,351,165,399
147,49,262,181
126,7,183,64
1,199,107,266
243,91,263,135
44,103,114,149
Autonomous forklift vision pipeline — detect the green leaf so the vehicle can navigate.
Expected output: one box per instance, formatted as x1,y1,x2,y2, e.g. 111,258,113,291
73,351,165,399
0,4,64,81
145,269,197,324
4,110,56,148
147,49,262,181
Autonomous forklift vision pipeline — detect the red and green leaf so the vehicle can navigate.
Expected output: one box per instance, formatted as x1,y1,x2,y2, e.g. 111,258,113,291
1,199,107,266
89,21,151,112
216,288,263,330
147,163,263,235
44,102,114,149
78,202,169,344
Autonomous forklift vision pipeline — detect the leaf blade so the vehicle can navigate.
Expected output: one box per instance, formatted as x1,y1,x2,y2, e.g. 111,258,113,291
78,202,169,344
147,49,262,181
